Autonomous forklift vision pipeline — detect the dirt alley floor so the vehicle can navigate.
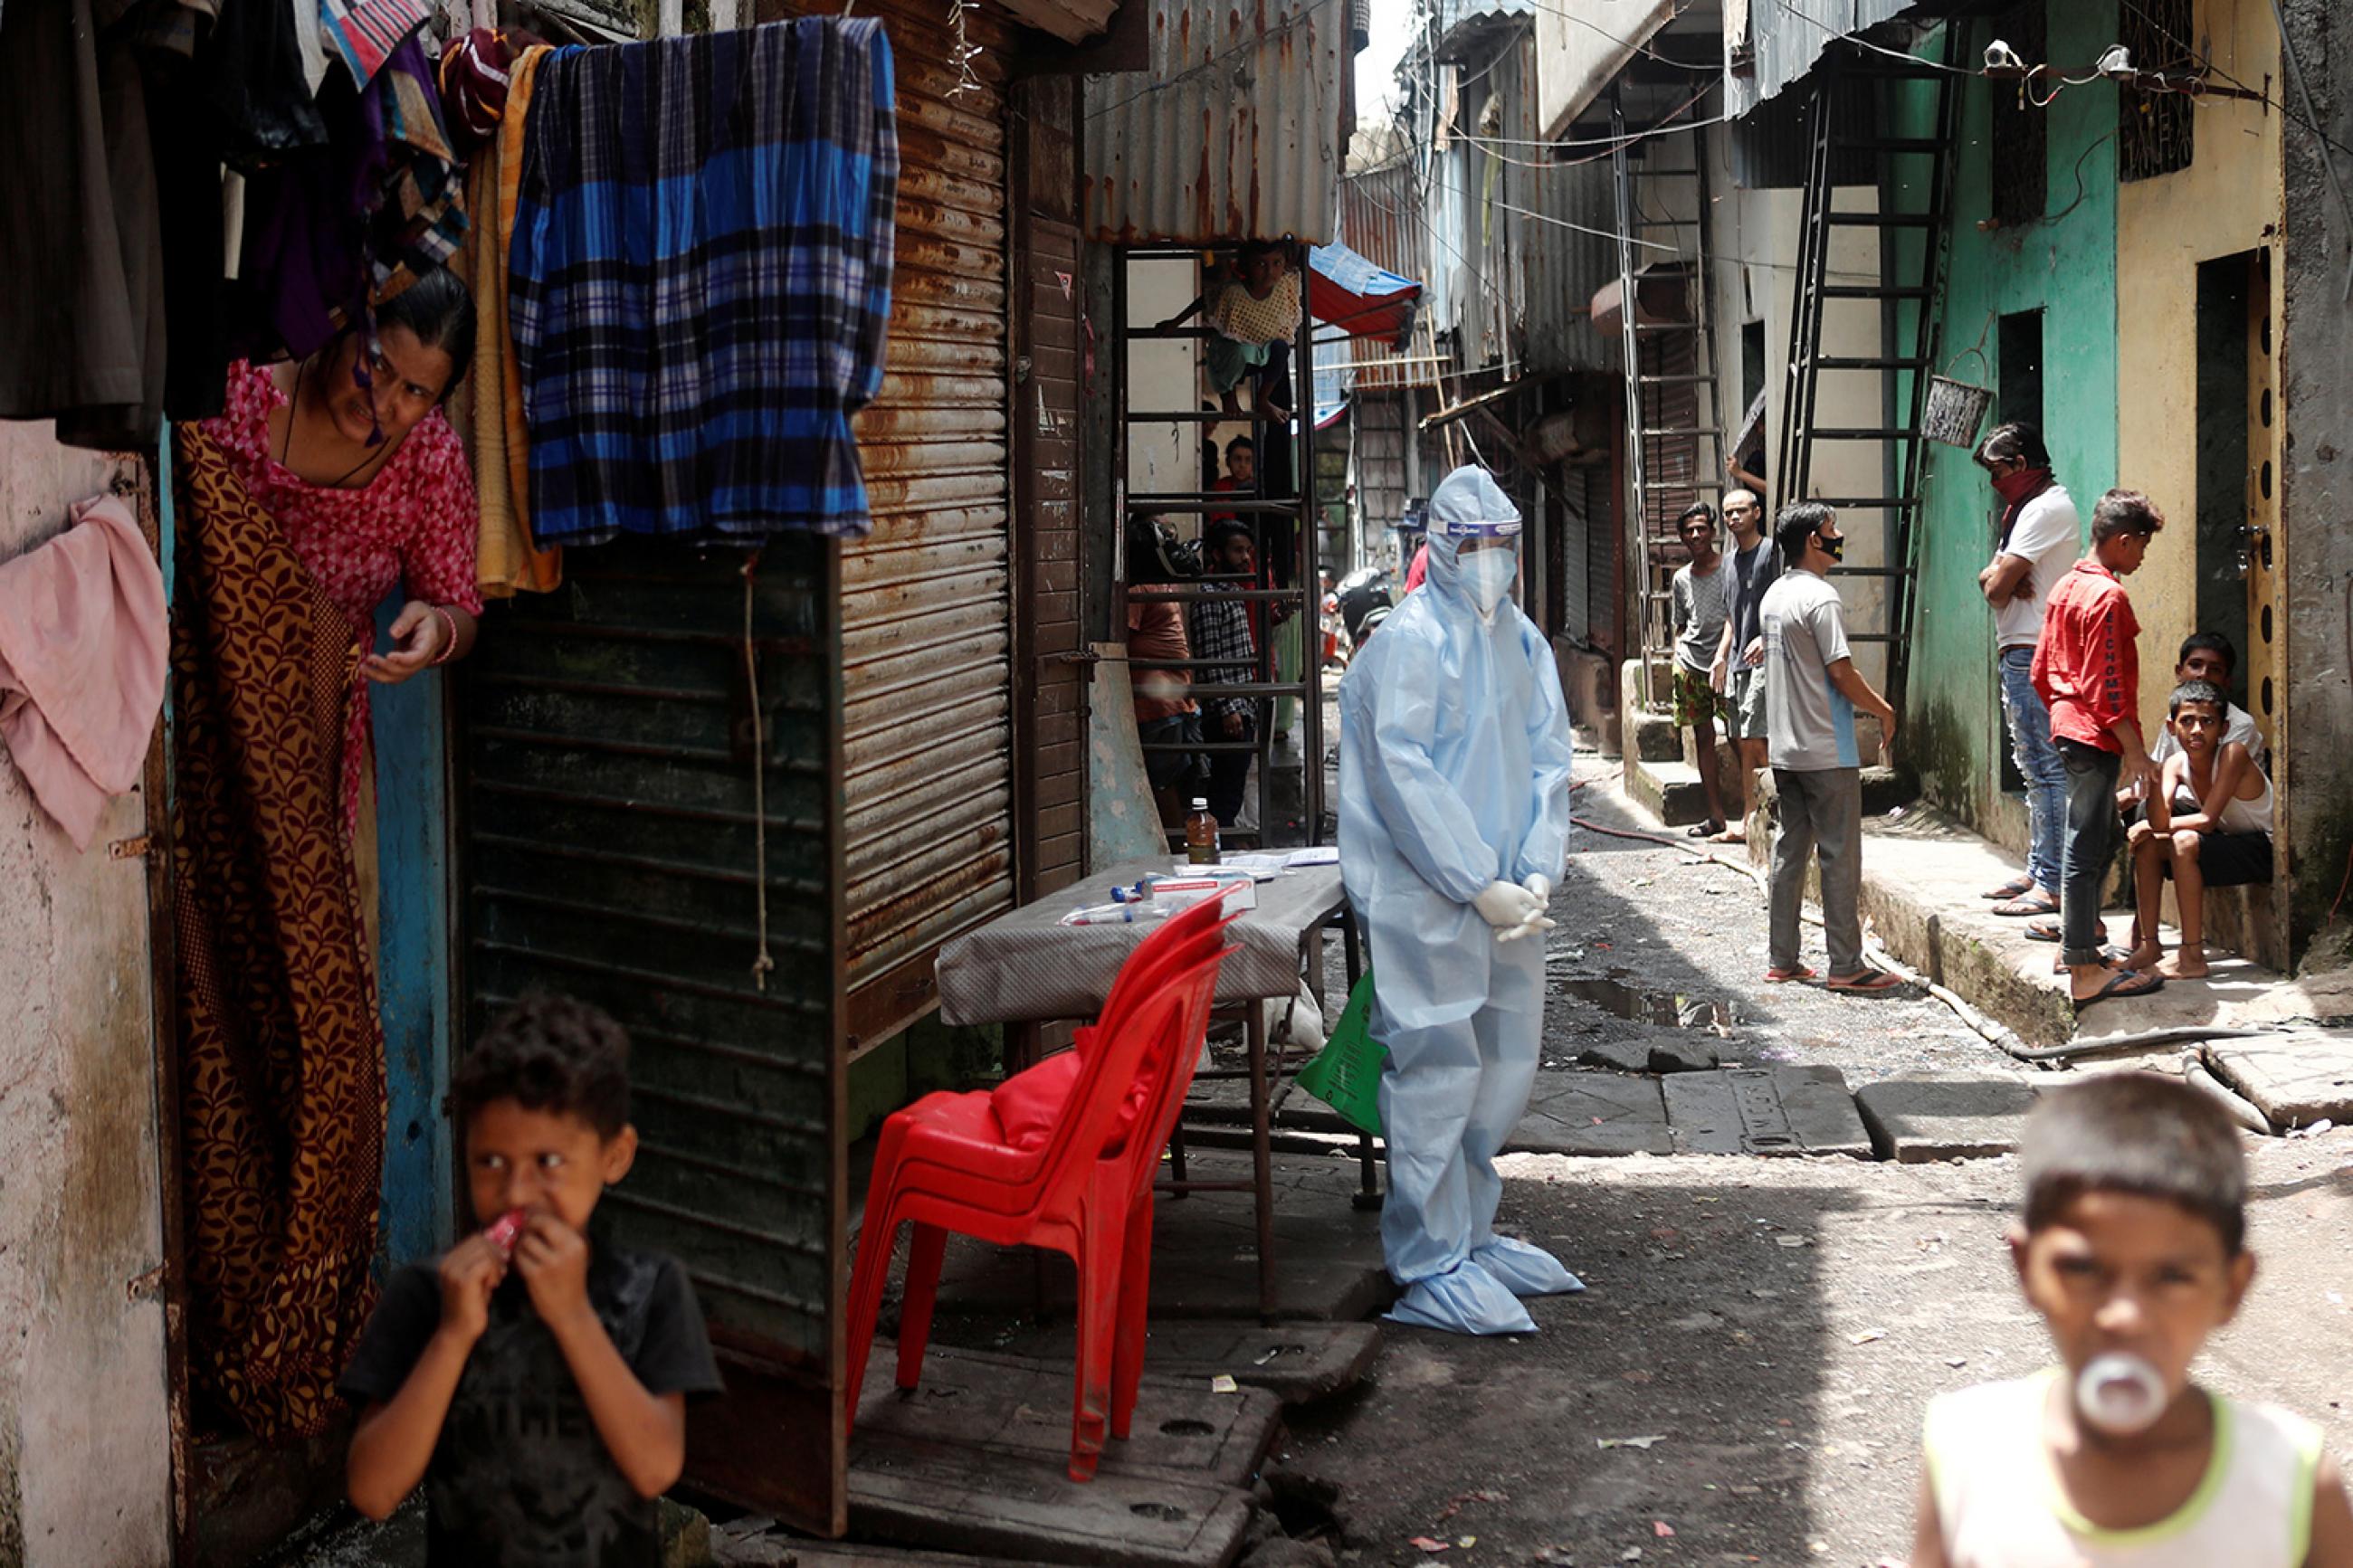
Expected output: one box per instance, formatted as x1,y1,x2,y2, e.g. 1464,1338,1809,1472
1269,752,2353,1565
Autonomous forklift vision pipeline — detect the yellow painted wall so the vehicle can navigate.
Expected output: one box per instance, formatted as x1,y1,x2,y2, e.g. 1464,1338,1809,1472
2114,0,2282,748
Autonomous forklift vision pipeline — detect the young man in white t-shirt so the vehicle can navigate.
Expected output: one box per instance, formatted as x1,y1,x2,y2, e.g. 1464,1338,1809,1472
1974,423,2080,921
1759,503,1901,993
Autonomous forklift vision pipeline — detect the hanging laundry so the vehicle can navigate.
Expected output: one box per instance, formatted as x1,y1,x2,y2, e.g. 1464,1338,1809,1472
319,0,433,90
134,0,330,166
138,0,337,424
232,31,468,365
435,24,543,156
0,496,168,851
510,18,901,546
452,36,562,597
367,35,469,299
0,0,167,450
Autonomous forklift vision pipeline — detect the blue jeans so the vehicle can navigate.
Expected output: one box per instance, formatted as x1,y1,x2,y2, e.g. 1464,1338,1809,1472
1998,647,2066,893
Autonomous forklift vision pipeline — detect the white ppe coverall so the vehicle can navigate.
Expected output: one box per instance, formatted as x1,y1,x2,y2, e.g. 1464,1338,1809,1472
1338,465,1582,1335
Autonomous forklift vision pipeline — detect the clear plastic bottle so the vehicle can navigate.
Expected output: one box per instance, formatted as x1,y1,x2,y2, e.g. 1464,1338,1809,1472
1185,798,1220,865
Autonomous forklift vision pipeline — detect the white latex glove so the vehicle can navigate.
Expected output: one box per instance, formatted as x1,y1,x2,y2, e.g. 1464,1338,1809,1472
1473,879,1542,933
1522,873,1551,905
1497,911,1556,944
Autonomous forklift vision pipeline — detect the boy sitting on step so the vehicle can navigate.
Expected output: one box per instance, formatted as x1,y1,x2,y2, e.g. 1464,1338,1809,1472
2121,679,2273,981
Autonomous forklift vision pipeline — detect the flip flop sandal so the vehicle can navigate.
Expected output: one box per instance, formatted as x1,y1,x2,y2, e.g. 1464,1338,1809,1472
1981,875,2035,901
1826,969,1904,993
1763,965,1817,984
2073,968,2164,1011
1688,821,1726,838
2052,945,2134,974
2027,921,2111,945
1991,892,2061,917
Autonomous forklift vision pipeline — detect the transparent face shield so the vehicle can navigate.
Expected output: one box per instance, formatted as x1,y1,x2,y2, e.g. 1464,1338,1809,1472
1426,516,1523,617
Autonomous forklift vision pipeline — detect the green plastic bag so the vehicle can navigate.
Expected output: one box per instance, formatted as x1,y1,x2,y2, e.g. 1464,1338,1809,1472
1293,969,1386,1136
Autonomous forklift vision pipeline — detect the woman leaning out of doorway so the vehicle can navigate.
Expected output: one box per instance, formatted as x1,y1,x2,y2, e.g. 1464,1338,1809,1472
171,263,484,1440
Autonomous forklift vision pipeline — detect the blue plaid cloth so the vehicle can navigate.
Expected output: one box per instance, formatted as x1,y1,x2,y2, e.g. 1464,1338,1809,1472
510,18,899,545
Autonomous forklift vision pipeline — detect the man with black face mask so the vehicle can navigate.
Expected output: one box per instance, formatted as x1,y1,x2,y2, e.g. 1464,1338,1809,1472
1974,423,2078,922
1758,502,1900,993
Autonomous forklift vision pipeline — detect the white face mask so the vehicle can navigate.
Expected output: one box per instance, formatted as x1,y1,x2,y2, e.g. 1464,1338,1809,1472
1460,547,1518,615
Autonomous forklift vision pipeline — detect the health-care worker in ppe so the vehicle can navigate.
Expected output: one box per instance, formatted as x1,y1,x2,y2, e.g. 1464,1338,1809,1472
1338,464,1582,1336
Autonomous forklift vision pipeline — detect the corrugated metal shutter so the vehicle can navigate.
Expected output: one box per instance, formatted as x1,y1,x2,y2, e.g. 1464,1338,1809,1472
1013,76,1088,901
460,537,844,1530
833,0,1018,1051
1585,461,1616,653
1561,470,1591,643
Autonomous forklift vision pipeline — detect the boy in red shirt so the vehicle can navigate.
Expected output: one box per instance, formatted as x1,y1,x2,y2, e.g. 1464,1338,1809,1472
2030,489,2165,1010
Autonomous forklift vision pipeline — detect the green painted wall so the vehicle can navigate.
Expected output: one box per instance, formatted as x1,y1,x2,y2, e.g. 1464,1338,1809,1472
1897,3,2120,833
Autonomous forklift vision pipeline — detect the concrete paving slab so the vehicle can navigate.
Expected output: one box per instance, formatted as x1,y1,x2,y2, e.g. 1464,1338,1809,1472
858,1345,1281,1488
2208,1031,2353,1128
722,1543,1009,1567
1645,1036,1723,1074
1509,1071,1674,1156
1184,1077,1355,1136
921,1152,1393,1325
1565,1035,1653,1073
977,1320,1383,1406
848,1442,1250,1568
1853,1074,2043,1162
1661,1066,1872,1157
846,1345,1264,1567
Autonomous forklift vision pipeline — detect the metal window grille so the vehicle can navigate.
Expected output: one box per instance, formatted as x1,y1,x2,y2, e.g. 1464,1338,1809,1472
2118,0,2195,180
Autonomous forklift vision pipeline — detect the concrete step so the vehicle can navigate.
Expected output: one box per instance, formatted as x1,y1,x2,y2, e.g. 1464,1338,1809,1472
1852,803,2353,1049
1630,708,1682,763
1624,754,1715,828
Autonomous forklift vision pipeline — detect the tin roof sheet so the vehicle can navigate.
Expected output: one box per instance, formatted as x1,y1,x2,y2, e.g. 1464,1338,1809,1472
1081,0,1353,243
1729,0,1918,116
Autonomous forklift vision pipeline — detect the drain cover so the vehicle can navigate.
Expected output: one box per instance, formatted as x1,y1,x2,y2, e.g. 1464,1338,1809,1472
1728,1069,1797,1150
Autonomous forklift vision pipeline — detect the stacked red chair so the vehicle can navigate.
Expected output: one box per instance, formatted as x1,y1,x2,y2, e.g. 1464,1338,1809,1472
844,897,1237,1480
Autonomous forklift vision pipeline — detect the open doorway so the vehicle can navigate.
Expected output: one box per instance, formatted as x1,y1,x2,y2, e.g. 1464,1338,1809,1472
2195,252,2256,708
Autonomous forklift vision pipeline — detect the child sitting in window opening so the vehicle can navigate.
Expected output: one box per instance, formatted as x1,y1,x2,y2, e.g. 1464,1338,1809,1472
1161,243,1303,416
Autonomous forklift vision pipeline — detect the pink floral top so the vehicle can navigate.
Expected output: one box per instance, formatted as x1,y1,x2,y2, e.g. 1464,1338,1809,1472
202,359,485,830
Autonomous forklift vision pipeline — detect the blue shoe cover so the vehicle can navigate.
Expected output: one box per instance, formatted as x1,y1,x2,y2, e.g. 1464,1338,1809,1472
1384,1261,1538,1335
1472,1236,1586,1297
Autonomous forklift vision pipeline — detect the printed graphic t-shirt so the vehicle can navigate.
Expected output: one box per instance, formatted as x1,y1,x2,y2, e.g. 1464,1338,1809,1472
339,1245,724,1567
1760,567,1858,772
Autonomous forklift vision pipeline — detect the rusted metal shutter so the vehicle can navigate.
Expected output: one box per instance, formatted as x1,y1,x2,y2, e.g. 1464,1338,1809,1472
826,0,1020,1053
1013,76,1088,902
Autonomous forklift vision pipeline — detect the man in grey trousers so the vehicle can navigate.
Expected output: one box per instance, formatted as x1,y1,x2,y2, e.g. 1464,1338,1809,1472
1758,503,1902,993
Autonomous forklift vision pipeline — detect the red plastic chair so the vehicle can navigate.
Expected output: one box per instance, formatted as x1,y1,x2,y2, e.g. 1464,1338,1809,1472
844,945,1229,1479
881,898,1234,1215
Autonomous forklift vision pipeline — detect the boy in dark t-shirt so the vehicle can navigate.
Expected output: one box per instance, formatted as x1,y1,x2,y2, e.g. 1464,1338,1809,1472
341,995,723,1565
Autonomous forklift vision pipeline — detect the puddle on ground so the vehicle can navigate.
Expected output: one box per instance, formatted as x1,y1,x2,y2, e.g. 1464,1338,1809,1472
1557,974,1739,1031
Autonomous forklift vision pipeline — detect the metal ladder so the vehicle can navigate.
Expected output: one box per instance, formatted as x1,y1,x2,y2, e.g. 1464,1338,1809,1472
1777,29,1964,717
1612,88,1729,705
1113,245,1327,847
